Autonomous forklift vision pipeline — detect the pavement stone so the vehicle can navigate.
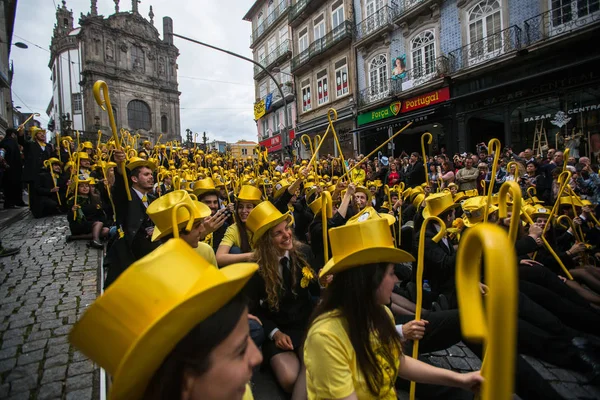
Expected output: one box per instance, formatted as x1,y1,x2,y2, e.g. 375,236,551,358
1,213,101,399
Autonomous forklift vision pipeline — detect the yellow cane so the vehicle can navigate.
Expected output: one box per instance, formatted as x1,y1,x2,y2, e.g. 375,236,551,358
321,191,332,264
73,154,81,220
421,132,432,186
384,185,398,245
506,161,519,182
484,139,501,223
44,160,62,206
498,181,522,243
409,215,446,400
339,122,413,181
562,148,570,172
556,215,584,243
93,80,132,201
456,224,518,400
17,113,40,131
480,179,486,195
327,109,348,177
56,132,62,163
171,203,195,239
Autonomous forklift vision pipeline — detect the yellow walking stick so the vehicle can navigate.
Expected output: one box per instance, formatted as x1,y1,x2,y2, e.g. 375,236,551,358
73,154,81,220
456,224,518,400
498,181,522,243
301,134,315,169
562,148,570,172
93,80,132,201
339,122,413,181
410,215,446,400
321,191,332,264
484,138,501,223
56,132,62,163
17,113,40,131
421,132,432,186
327,109,348,177
506,161,519,182
43,160,62,206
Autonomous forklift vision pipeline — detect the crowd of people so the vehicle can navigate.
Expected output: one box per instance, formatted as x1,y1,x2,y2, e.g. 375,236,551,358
1,123,600,399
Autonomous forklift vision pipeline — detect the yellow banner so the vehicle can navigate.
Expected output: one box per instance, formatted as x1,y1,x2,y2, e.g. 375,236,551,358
254,99,266,120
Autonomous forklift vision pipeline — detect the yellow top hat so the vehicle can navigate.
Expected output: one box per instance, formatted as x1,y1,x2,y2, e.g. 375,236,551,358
423,192,460,219
461,196,498,227
127,157,156,171
308,191,332,217
412,193,426,208
142,140,151,145
558,196,583,207
245,201,292,246
274,179,291,199
530,205,551,220
29,126,45,138
347,206,395,227
192,177,217,197
82,141,94,149
447,183,458,190
77,151,90,160
409,186,425,202
236,185,262,204
355,186,373,203
69,239,257,400
146,190,211,242
45,157,63,166
320,219,414,277
453,192,468,203
464,189,479,198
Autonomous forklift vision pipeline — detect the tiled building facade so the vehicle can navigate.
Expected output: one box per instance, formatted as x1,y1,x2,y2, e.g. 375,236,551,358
246,0,600,159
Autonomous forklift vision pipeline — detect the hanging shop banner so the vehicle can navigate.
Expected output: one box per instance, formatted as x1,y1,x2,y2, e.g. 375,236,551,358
265,93,273,111
254,99,266,120
357,87,450,126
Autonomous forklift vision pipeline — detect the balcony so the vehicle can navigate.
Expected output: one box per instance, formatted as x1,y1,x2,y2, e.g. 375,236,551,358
289,0,323,28
271,84,295,108
448,25,521,73
524,2,600,46
354,4,397,48
357,56,448,109
291,21,353,74
254,40,292,79
394,0,433,24
250,1,289,48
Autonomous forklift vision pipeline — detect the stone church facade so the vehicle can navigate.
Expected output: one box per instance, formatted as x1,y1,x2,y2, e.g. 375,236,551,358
48,0,181,143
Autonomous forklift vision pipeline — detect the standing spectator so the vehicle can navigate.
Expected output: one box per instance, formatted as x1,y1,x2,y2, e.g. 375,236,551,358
405,152,425,188
477,163,488,195
18,126,54,211
387,162,400,186
439,161,455,189
0,128,25,209
455,158,479,191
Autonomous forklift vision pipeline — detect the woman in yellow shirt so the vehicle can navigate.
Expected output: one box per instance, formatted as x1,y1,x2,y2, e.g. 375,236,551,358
304,219,482,399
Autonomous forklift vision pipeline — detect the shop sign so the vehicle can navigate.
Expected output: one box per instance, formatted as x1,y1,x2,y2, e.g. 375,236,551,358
523,103,600,125
357,87,450,126
254,99,266,120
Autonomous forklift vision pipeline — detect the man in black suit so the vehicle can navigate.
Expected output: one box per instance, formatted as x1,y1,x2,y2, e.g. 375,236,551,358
18,126,55,211
0,128,25,209
104,150,160,287
405,152,426,188
32,158,65,218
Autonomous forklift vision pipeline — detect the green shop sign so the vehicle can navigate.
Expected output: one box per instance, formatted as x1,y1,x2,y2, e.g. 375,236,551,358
357,101,402,126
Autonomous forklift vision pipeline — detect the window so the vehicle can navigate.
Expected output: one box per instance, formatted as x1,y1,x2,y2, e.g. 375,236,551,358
316,70,329,106
366,0,384,17
112,106,118,126
313,14,326,41
242,148,248,155
301,80,311,112
274,111,281,132
335,58,349,97
259,82,267,99
256,11,264,35
72,93,82,114
281,65,292,85
298,28,309,53
411,30,436,78
279,26,288,44
332,0,345,29
131,45,145,70
268,37,277,55
551,0,599,26
287,104,293,129
468,0,502,57
267,0,275,21
0,91,5,118
368,54,388,94
258,47,266,65
161,115,168,133
127,100,151,130
261,119,269,138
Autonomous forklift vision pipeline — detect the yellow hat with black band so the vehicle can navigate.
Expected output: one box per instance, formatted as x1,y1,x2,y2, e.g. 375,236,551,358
146,190,211,242
319,219,414,277
461,196,498,227
236,185,263,205
69,239,258,400
423,191,460,219
127,157,156,172
245,201,293,246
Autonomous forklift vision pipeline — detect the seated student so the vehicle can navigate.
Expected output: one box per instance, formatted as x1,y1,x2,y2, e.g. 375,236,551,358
244,201,319,397
69,239,262,400
216,185,263,267
33,157,66,218
67,176,109,249
156,172,174,196
305,219,482,399
194,177,231,252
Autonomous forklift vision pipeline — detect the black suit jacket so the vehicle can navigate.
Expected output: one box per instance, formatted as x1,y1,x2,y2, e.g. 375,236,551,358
18,135,54,182
406,162,425,188
417,223,456,297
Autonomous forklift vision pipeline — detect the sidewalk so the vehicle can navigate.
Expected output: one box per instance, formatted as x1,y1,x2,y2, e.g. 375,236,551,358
0,212,102,399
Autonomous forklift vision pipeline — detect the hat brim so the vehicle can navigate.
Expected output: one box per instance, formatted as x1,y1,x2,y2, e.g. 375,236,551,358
423,202,460,219
127,160,157,171
107,262,258,400
193,188,218,197
251,213,292,246
320,247,414,277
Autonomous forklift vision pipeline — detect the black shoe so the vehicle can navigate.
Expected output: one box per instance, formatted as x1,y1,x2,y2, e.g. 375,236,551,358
431,301,442,312
0,247,19,258
437,294,449,310
89,240,104,249
572,345,600,385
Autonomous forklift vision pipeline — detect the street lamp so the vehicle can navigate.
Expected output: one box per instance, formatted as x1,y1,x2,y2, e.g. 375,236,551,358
13,42,28,49
170,32,291,160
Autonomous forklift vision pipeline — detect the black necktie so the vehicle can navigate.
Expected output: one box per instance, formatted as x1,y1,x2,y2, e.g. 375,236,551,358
281,257,292,290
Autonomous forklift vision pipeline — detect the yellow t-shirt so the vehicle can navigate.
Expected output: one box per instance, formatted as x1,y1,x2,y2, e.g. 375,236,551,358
194,242,218,267
242,383,254,400
304,307,400,400
220,223,254,250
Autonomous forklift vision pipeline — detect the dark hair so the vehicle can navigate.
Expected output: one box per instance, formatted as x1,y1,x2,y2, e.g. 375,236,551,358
307,263,401,397
129,165,152,181
6,128,18,136
235,202,252,253
526,161,538,169
198,191,220,202
144,293,247,400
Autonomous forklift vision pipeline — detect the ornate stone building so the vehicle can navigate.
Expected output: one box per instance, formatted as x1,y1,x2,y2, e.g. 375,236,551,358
48,0,181,143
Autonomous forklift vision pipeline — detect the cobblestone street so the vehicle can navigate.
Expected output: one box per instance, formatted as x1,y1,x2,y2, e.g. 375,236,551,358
0,211,100,400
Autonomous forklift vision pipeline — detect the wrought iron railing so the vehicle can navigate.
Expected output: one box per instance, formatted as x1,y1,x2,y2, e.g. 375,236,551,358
289,0,311,23
396,0,429,18
250,1,289,45
355,4,397,41
291,21,353,71
448,25,521,73
254,40,291,76
357,79,402,107
524,2,600,45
